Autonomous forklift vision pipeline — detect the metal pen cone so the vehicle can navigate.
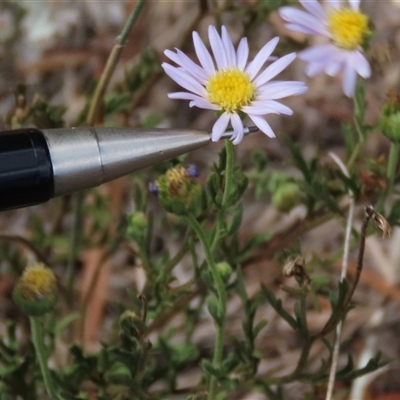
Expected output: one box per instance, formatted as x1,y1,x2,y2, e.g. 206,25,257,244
219,125,259,139
42,126,258,196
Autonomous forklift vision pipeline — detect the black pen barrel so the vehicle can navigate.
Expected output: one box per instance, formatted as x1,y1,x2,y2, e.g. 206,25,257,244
0,128,54,211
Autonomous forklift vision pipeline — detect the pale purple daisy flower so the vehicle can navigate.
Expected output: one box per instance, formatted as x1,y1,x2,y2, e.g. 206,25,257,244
279,0,371,97
162,25,307,145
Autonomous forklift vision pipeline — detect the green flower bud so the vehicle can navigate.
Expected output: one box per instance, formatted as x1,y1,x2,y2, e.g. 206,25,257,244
272,182,301,212
380,91,400,143
13,263,57,316
126,211,148,239
216,262,232,284
104,362,132,385
157,165,206,216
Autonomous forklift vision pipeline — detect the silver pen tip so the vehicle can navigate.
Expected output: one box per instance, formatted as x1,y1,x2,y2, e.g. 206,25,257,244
218,126,259,140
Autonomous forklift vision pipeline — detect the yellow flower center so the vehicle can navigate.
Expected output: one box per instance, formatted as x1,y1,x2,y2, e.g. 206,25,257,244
20,264,56,299
206,68,255,113
166,165,190,197
327,7,370,50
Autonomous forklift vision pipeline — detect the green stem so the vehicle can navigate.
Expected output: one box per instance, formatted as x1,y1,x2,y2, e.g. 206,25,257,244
346,141,361,171
376,142,399,213
185,214,226,400
222,140,235,207
293,337,313,375
209,140,236,253
86,0,146,125
30,317,62,400
386,142,399,198
208,0,222,28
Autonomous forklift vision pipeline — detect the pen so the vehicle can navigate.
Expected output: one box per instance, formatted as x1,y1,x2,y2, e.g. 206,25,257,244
0,126,258,211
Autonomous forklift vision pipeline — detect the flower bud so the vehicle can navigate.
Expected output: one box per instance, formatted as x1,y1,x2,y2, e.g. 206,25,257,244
157,165,206,216
13,263,57,316
216,262,232,284
380,91,400,144
272,182,301,212
126,211,148,239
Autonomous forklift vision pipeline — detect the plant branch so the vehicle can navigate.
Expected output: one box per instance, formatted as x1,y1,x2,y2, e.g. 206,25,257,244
86,0,146,125
0,234,48,265
317,206,373,339
30,317,62,400
325,152,355,400
185,213,227,400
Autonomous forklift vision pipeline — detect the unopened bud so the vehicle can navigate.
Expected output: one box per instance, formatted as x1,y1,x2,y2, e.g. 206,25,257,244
127,211,148,239
380,91,400,143
13,263,57,316
157,165,206,216
272,182,301,212
216,262,232,284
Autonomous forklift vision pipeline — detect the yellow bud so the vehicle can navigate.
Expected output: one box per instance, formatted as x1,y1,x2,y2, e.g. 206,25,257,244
13,263,57,316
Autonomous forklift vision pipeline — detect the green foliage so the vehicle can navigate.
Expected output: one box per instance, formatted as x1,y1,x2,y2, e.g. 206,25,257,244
5,85,65,129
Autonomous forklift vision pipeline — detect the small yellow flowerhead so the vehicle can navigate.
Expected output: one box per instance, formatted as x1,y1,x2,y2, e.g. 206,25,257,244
156,165,206,217
327,7,371,50
13,263,57,316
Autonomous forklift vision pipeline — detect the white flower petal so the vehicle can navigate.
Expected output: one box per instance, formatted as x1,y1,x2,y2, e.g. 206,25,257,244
168,92,218,110
221,25,236,67
175,49,209,81
231,114,245,144
352,51,371,78
279,7,329,36
257,81,308,99
248,114,276,138
299,44,337,63
325,61,342,76
305,61,327,76
245,37,279,80
211,113,230,142
189,99,220,110
349,0,360,11
164,49,208,83
162,63,207,97
254,53,296,86
208,25,228,69
343,63,357,97
326,0,341,10
299,0,325,19
168,92,205,101
284,23,324,36
236,37,249,70
244,100,293,115
193,31,215,75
